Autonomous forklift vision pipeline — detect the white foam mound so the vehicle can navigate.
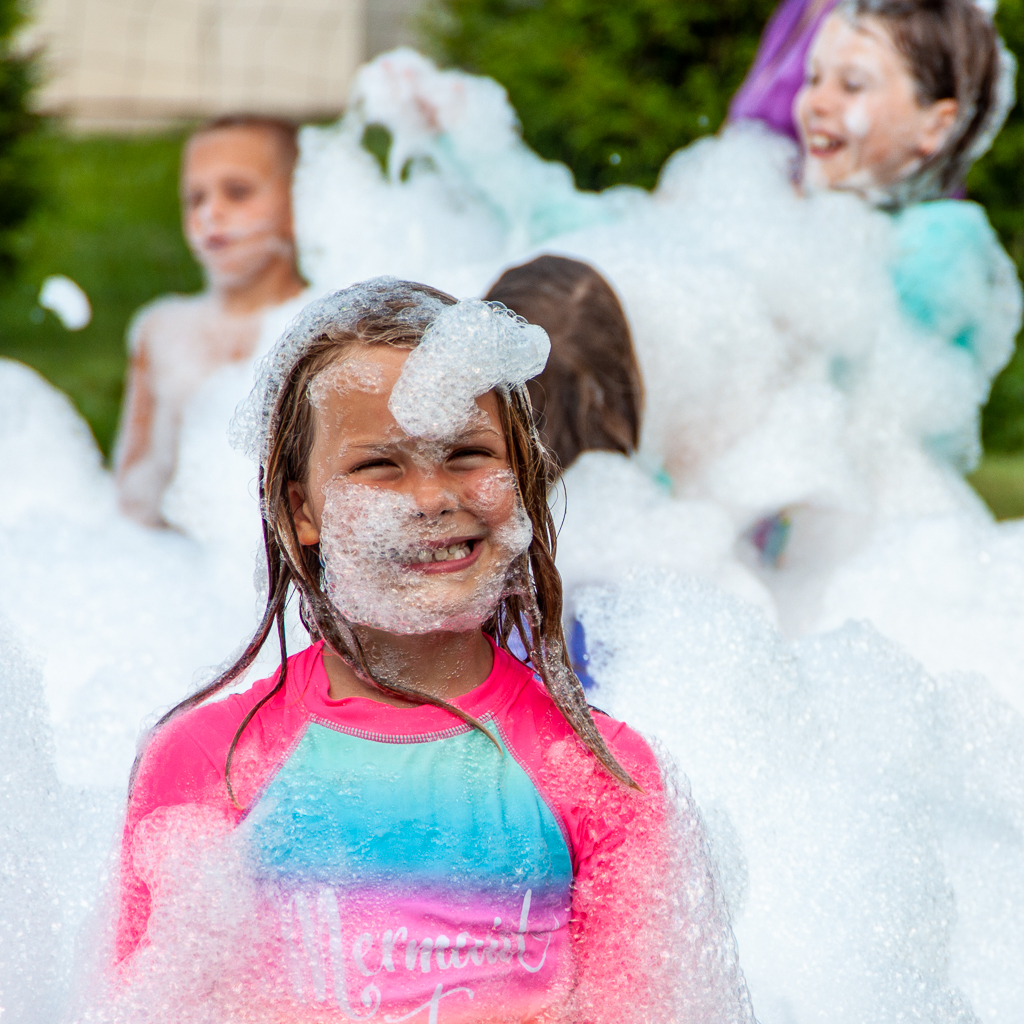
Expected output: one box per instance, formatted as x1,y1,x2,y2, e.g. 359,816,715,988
553,451,777,621
0,356,291,789
2,43,1024,1022
578,570,1024,1024
293,48,629,299
0,612,62,1022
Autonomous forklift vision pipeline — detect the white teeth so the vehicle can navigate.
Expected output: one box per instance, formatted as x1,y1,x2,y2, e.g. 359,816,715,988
409,542,472,564
808,133,841,150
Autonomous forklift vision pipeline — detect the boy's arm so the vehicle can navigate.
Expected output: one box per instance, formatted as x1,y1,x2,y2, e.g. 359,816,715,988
113,314,163,524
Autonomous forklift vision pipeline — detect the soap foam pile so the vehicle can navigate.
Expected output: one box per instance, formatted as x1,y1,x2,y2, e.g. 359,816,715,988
0,613,62,1022
1,44,1024,1022
292,49,633,301
576,571,1024,1024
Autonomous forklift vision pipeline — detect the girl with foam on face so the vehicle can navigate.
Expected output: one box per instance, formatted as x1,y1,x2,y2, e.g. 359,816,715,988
794,0,1017,381
111,280,752,1023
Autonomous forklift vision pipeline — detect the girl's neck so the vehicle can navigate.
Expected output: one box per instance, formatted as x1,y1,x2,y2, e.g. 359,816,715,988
322,628,495,707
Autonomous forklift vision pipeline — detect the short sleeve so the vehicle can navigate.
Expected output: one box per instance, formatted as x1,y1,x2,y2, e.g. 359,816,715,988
541,718,754,1023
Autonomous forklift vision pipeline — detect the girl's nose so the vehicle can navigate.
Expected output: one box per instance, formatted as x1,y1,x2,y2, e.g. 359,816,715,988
807,81,837,117
410,470,456,518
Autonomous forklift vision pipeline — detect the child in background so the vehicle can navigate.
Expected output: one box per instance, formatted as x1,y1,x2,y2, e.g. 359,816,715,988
740,0,1019,587
114,116,306,526
795,0,1009,208
114,280,750,1023
484,256,774,680
793,0,1017,437
484,255,643,476
485,255,644,684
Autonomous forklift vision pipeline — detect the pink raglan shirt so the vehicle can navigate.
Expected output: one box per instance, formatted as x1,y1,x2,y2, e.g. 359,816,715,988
119,639,670,1022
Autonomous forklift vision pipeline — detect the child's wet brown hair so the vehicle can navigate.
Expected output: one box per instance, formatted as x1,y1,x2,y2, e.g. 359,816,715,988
486,255,643,477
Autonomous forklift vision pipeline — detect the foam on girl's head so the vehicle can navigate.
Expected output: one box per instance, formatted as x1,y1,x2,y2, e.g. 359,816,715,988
234,279,550,471
833,0,1015,205
231,278,452,469
387,299,550,440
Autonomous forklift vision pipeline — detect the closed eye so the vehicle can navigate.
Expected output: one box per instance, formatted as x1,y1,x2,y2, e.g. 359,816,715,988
450,447,494,458
447,447,499,466
351,458,398,472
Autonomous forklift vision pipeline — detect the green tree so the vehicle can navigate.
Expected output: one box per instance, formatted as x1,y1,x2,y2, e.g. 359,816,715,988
0,0,38,278
970,0,1024,452
423,0,778,191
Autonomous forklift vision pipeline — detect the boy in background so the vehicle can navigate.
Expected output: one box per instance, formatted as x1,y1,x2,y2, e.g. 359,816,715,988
114,116,306,526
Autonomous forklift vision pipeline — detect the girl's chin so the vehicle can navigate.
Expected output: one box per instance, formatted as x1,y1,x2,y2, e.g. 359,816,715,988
802,156,848,192
347,604,497,636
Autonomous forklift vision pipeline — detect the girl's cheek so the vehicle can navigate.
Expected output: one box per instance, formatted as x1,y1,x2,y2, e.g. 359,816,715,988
464,470,518,525
842,98,872,141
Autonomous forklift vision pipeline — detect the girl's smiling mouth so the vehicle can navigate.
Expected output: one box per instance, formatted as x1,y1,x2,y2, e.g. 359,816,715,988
404,536,484,573
806,131,846,157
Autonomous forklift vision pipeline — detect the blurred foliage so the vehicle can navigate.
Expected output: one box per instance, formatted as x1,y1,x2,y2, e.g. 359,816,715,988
0,0,40,277
0,131,202,456
423,0,778,191
971,0,1024,452
969,452,1024,520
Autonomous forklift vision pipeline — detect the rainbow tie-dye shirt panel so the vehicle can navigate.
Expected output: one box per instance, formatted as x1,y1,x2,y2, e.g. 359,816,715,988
118,641,665,1021
246,720,574,1021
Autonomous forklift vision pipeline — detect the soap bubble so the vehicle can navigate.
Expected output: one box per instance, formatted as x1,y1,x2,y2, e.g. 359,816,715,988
39,275,92,331
319,471,532,634
388,299,549,440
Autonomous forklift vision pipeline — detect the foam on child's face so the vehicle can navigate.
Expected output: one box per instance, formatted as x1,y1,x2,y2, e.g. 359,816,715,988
307,346,532,635
183,128,295,291
795,12,942,199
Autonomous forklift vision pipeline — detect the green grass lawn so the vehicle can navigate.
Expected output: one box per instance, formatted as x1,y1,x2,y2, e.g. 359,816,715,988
0,129,202,457
969,453,1024,521
3,128,1024,520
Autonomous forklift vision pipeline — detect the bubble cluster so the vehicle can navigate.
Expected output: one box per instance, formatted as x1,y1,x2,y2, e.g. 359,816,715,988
576,570,1024,1023
388,299,549,440
319,472,532,634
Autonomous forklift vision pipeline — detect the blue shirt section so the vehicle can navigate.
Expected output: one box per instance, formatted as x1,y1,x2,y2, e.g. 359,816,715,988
248,720,574,907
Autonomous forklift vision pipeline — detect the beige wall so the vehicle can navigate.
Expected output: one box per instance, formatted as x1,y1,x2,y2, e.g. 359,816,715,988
21,0,375,129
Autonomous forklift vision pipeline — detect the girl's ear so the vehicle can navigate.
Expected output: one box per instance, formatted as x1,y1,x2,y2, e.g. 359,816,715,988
918,98,959,158
287,481,321,545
